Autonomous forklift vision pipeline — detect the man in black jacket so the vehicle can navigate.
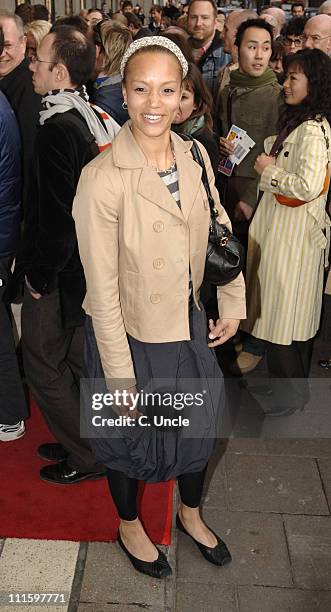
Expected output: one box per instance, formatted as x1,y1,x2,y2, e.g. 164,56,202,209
0,11,41,210
10,26,110,484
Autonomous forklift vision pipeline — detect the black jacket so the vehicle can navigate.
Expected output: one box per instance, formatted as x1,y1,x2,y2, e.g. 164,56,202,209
0,58,41,209
0,92,21,257
8,109,99,328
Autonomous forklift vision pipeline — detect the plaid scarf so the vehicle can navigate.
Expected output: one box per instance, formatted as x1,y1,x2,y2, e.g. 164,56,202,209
39,85,116,150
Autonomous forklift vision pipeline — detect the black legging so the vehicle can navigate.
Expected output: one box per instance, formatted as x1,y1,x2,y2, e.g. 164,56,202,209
106,466,208,521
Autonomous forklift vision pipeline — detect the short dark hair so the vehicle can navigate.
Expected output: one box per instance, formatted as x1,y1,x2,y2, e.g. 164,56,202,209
188,0,217,19
52,16,89,37
150,5,162,14
125,13,142,29
271,38,286,62
291,3,305,12
87,8,103,16
235,18,273,49
33,4,49,22
50,26,96,87
284,16,306,37
14,2,34,25
122,1,133,9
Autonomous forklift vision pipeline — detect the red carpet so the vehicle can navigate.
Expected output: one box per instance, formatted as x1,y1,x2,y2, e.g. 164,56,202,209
0,400,174,544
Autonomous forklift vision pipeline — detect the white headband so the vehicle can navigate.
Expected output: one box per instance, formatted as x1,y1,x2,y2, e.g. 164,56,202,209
120,35,189,79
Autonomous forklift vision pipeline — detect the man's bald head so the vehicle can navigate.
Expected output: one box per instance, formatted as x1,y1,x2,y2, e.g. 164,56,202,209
222,8,258,57
261,7,286,30
260,13,280,39
303,14,331,53
319,0,331,16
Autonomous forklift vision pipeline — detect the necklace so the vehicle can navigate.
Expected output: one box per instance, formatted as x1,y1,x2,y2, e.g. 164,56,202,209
149,147,176,173
157,156,177,174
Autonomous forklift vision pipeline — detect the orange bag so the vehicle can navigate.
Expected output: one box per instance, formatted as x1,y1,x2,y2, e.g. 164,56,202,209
275,165,330,207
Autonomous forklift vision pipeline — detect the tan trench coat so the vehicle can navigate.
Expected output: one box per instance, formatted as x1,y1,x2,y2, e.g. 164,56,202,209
73,122,246,382
243,118,331,345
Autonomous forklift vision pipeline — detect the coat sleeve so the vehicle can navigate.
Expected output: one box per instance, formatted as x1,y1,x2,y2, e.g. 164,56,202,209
72,164,136,389
198,143,246,321
260,121,329,202
26,122,83,294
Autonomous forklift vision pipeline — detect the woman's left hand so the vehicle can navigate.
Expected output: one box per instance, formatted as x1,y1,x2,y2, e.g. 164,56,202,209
254,154,275,175
208,318,240,348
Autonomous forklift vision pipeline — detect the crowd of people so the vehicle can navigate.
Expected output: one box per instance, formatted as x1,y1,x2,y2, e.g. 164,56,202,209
0,0,330,580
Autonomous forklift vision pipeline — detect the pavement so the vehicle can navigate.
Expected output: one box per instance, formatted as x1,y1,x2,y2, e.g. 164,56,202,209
1,333,331,612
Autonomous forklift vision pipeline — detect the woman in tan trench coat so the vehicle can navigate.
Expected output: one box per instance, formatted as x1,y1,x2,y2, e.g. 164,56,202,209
73,37,246,579
243,49,331,416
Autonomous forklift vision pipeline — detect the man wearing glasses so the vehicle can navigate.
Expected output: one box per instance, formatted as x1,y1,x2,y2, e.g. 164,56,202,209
283,16,305,55
0,10,41,211
302,15,331,54
9,25,110,485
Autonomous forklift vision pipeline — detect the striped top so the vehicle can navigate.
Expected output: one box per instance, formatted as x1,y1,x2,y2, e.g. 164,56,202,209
158,164,193,291
158,164,180,209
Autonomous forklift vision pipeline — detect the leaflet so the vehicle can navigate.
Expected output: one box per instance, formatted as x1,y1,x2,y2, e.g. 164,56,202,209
218,125,255,176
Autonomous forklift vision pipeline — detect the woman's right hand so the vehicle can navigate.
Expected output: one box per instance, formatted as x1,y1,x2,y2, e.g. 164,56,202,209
112,386,142,419
219,137,235,158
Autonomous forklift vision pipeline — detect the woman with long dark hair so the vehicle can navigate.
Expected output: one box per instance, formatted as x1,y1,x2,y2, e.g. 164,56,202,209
243,48,331,416
172,62,220,176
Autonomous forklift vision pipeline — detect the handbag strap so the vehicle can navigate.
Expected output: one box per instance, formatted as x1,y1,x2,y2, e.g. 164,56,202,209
180,134,219,219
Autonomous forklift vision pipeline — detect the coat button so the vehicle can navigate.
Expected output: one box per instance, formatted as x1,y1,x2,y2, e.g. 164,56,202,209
284,151,289,157
153,221,164,233
150,293,161,304
153,258,165,270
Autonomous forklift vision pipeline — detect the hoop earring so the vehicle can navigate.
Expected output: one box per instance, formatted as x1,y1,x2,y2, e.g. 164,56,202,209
122,101,128,110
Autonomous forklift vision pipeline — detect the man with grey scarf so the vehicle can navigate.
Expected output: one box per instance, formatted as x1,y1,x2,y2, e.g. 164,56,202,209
9,25,112,484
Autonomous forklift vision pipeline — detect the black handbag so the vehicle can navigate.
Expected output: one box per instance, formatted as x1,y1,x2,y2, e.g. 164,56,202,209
182,135,245,285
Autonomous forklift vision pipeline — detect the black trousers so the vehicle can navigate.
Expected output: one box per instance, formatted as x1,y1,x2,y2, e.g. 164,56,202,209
107,466,208,521
266,338,314,410
21,287,103,472
0,256,28,424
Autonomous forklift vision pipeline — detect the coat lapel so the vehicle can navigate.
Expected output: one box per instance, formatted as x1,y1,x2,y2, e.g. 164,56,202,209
137,166,184,221
174,141,202,221
112,123,203,221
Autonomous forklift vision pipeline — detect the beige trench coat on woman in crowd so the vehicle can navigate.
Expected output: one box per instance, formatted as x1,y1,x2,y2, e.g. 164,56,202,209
73,121,246,386
243,117,331,346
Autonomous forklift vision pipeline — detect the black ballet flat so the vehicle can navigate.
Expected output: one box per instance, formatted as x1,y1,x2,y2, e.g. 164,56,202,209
319,359,331,370
263,405,305,417
176,513,232,566
117,530,172,579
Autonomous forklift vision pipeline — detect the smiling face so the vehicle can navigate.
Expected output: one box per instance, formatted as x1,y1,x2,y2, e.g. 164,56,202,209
122,50,182,145
187,0,216,46
173,85,196,124
238,26,272,77
0,18,26,79
283,65,308,106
